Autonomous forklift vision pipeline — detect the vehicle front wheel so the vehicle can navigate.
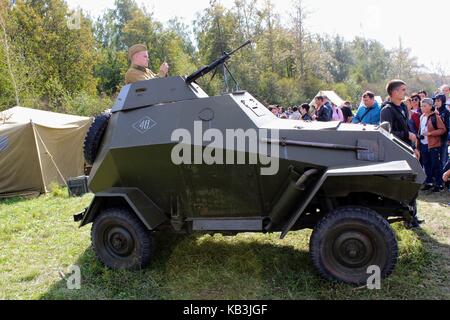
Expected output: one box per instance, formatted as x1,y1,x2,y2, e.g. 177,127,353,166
91,207,154,270
309,207,398,285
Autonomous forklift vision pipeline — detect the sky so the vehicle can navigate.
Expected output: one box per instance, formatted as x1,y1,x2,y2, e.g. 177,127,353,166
66,0,450,74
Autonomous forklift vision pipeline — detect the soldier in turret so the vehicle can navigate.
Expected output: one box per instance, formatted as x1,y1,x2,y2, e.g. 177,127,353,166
125,44,169,84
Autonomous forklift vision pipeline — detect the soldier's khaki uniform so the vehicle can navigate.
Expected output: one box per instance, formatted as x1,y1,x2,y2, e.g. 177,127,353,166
124,64,163,85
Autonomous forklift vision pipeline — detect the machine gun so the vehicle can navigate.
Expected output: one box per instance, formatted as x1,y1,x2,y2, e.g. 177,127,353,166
185,40,252,85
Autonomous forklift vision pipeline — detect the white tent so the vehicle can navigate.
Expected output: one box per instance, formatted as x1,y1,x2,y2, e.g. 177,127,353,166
310,91,345,107
375,96,383,105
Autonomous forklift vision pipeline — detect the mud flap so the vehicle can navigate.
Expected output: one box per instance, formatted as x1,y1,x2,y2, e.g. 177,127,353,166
73,208,87,222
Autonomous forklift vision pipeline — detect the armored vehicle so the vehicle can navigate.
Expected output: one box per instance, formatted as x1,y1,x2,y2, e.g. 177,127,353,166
75,43,425,285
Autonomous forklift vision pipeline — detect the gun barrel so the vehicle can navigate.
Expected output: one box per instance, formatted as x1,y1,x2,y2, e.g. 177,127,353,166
228,40,252,56
186,40,252,84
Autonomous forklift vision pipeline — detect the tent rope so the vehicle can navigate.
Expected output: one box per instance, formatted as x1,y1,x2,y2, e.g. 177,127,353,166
33,124,68,187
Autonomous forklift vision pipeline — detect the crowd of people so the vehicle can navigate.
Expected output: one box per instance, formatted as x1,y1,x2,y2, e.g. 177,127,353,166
268,81,450,198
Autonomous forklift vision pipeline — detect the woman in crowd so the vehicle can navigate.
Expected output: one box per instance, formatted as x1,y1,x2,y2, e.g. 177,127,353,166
419,98,447,192
331,103,344,122
410,94,422,132
404,96,413,114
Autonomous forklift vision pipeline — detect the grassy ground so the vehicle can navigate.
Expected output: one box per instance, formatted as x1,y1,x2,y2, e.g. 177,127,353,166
0,188,449,300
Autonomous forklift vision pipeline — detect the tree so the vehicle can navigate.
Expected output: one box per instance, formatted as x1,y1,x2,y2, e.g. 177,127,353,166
320,35,352,83
349,37,390,84
0,0,20,107
166,17,196,56
388,37,420,80
290,0,309,79
9,0,98,109
93,49,128,95
95,0,139,50
94,1,196,95
194,0,240,94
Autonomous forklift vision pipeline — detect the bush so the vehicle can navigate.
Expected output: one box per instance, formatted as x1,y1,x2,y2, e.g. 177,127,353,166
63,91,114,117
49,182,69,198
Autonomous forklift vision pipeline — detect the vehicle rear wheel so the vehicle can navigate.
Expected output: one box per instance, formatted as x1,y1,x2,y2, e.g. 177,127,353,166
309,207,398,285
91,207,153,270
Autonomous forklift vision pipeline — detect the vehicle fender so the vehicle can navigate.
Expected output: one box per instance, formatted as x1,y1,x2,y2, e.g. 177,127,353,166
280,161,417,239
79,187,167,230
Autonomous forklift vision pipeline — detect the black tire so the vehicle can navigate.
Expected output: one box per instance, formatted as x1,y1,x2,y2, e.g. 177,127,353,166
91,207,154,270
83,110,111,165
310,207,398,285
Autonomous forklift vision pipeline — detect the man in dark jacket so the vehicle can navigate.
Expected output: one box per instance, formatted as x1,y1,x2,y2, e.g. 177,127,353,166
300,103,313,121
381,80,424,228
381,80,417,147
313,96,332,122
323,96,334,120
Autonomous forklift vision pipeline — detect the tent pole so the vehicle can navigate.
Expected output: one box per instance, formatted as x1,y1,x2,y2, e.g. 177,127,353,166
31,121,47,194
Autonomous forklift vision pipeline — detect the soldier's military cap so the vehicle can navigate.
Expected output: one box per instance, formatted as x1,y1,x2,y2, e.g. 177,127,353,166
128,44,147,60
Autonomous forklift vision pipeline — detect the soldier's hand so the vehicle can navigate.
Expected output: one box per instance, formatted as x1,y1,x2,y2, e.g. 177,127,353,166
160,62,169,76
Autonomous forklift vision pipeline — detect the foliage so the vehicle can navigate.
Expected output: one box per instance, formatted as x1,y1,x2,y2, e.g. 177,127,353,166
0,0,448,114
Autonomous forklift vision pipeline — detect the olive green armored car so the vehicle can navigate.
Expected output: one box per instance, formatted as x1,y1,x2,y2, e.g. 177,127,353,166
75,43,425,285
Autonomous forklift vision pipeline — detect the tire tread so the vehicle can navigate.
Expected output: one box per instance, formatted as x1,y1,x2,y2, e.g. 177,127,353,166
309,206,398,285
91,207,153,270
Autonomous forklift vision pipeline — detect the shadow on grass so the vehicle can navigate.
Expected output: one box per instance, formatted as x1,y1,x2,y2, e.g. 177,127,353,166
40,225,450,300
40,231,317,300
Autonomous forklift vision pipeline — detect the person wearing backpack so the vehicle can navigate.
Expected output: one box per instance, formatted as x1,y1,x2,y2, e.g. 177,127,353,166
434,94,450,168
352,91,381,125
419,98,447,192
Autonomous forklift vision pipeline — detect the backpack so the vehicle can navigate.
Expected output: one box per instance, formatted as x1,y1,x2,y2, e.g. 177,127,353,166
429,113,438,131
424,113,447,140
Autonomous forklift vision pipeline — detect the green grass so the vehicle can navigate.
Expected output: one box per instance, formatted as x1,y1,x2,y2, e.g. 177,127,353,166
0,187,449,300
